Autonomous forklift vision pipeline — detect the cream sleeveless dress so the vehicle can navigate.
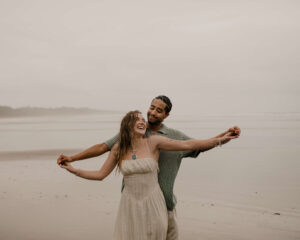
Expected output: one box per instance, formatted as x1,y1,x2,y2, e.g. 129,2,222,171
113,157,168,240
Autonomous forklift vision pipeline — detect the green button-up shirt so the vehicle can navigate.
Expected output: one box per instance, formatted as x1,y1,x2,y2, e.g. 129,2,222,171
104,124,201,211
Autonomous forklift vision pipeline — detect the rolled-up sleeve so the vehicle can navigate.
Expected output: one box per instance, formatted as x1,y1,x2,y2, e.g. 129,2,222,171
104,133,119,149
175,130,201,158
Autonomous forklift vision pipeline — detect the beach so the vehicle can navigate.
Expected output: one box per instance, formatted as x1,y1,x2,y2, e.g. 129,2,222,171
1,113,300,239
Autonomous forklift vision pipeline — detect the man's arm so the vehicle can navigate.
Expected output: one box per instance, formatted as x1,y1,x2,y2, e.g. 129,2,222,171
57,143,109,165
174,130,201,158
70,143,110,162
57,133,119,165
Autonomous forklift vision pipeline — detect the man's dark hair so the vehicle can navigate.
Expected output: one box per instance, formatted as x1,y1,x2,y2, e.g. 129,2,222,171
154,95,172,114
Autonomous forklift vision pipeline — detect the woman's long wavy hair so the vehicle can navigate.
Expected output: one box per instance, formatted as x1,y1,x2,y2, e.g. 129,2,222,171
116,110,141,169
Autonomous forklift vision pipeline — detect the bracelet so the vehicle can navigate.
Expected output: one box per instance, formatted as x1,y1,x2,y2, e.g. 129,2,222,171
215,139,221,147
215,138,222,147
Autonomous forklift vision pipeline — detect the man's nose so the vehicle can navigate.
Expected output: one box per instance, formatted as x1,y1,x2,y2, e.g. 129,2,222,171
149,109,156,115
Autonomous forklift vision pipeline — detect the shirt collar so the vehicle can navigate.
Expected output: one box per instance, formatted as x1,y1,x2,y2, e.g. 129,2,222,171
157,124,168,134
146,123,168,135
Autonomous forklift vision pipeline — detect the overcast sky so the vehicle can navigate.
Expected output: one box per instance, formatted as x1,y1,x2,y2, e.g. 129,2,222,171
0,0,299,115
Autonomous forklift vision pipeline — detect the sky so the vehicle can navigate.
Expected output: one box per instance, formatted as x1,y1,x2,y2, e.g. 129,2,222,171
0,0,299,115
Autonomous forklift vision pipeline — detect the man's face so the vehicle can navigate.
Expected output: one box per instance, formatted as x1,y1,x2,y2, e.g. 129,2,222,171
147,99,169,125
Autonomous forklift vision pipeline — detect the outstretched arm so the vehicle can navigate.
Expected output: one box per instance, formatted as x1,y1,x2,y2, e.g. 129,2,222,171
59,144,118,181
198,126,241,152
57,133,119,165
151,132,238,152
57,143,110,165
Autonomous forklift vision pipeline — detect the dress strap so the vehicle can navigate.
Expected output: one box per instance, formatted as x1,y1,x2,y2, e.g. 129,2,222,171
146,138,159,170
145,138,152,158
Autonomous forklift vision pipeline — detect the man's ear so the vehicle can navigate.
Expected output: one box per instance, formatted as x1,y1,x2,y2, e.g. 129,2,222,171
164,112,169,119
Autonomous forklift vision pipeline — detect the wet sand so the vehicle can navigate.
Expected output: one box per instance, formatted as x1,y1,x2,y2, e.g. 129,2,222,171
0,150,300,240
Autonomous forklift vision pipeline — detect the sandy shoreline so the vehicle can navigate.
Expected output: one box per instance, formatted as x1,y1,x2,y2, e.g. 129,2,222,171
1,152,300,240
0,149,83,161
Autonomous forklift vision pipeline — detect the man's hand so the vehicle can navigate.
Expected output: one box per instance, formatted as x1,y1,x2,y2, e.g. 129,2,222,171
57,154,73,166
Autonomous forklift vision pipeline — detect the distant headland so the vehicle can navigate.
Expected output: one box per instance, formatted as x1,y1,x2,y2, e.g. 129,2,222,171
0,106,122,118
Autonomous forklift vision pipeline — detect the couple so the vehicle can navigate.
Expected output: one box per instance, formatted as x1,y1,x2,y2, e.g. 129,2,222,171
58,95,241,240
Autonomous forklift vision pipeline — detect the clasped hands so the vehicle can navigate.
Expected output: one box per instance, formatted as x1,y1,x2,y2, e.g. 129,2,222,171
57,154,76,173
228,126,241,137
219,126,241,144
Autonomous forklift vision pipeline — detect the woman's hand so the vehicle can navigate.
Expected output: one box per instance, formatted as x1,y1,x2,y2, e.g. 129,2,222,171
219,131,239,145
228,126,241,137
58,146,118,181
59,162,77,174
57,154,73,166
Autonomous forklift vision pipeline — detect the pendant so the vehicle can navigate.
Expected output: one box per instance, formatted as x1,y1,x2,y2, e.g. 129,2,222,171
132,154,137,160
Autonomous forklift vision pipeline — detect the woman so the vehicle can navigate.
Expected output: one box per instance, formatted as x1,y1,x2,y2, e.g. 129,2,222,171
60,110,238,239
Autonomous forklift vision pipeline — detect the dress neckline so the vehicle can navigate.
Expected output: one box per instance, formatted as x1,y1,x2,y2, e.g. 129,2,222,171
124,139,154,162
122,157,157,163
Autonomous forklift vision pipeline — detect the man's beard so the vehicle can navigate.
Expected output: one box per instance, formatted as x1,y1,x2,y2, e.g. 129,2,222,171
147,115,161,126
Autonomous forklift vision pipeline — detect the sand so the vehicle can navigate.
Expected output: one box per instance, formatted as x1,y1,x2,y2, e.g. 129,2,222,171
1,150,300,240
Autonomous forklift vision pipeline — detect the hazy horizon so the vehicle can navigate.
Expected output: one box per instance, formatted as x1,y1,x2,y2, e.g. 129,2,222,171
1,0,299,116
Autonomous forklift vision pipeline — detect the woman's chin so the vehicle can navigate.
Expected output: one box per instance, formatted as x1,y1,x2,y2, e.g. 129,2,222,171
133,130,146,137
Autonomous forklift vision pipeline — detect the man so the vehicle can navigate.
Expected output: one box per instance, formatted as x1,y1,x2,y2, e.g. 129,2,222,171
57,95,241,239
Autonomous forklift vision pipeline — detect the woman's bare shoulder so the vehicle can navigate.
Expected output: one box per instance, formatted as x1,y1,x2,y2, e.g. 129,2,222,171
148,135,167,145
148,135,163,141
111,142,119,152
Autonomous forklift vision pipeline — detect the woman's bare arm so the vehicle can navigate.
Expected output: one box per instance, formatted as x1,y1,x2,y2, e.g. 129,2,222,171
150,133,238,152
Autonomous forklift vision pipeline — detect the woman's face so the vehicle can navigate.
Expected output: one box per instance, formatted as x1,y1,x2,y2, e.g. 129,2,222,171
133,113,147,136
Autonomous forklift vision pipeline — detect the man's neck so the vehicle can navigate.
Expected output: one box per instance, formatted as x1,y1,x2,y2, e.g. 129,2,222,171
147,122,163,133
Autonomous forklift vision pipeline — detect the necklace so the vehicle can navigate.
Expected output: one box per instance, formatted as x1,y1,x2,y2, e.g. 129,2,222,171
131,149,137,160
131,140,143,160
